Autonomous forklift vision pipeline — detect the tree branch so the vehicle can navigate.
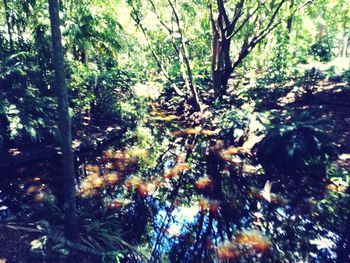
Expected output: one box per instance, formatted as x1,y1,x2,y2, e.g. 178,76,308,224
226,0,267,40
167,0,202,111
216,0,229,27
231,0,286,70
148,0,193,96
225,0,245,36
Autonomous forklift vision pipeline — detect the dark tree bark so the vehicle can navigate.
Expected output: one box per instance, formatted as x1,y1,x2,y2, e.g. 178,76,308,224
287,0,294,34
0,113,10,153
48,0,78,239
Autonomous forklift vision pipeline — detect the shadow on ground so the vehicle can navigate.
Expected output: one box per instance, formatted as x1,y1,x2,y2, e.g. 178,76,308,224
284,82,350,169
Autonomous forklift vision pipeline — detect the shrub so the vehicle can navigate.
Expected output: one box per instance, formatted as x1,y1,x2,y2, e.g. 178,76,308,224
68,63,141,122
0,51,59,148
218,108,267,145
255,115,335,182
301,68,325,96
114,96,148,129
309,37,334,62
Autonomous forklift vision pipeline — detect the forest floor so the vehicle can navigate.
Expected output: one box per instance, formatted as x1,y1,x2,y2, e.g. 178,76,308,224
280,80,350,169
0,225,35,263
0,116,124,172
0,225,95,263
0,79,349,262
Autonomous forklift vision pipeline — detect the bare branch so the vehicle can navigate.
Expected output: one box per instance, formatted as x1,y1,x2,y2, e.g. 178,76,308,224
260,0,286,37
294,0,314,14
216,0,230,27
167,0,202,111
148,0,172,33
227,0,297,71
225,0,245,36
208,0,220,72
231,0,287,70
232,20,281,70
226,0,267,40
208,0,219,36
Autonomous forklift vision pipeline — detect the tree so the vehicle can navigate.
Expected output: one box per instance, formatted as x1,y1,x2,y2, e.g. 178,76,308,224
127,0,311,107
209,0,290,98
64,1,124,65
209,0,315,98
128,0,203,111
48,0,77,239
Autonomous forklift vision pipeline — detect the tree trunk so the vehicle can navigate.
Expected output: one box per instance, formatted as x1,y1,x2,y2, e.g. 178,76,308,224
0,113,10,154
211,28,221,98
48,0,78,239
211,0,288,99
287,0,294,34
212,35,233,99
167,0,202,111
342,35,348,58
81,46,88,65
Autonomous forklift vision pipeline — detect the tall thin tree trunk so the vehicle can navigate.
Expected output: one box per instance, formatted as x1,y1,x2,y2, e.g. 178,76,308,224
209,2,222,99
3,0,13,51
212,36,233,99
168,0,202,111
342,35,348,58
287,0,294,34
48,0,77,239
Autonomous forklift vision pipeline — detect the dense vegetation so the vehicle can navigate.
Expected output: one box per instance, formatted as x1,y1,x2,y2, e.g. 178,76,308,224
0,0,350,262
